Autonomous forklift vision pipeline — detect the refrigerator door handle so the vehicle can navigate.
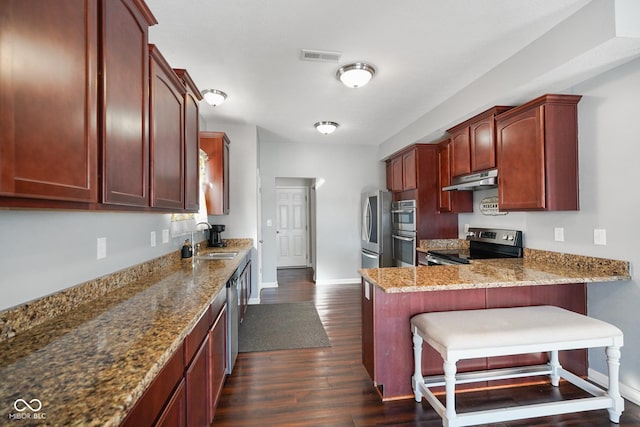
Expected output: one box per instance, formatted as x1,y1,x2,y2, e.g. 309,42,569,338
361,249,378,260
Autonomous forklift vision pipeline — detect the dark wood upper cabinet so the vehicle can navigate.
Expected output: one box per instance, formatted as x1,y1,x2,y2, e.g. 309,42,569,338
101,0,156,207
387,150,417,192
149,45,185,210
437,139,472,213
174,69,202,213
200,132,230,215
402,149,417,191
389,156,403,192
447,106,512,176
497,94,581,211
0,0,99,203
449,126,471,177
386,145,459,239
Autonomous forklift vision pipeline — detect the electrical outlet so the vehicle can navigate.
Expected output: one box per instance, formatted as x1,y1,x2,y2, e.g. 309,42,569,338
464,224,470,233
97,237,107,260
150,231,157,247
594,229,607,246
554,227,564,242
162,229,169,244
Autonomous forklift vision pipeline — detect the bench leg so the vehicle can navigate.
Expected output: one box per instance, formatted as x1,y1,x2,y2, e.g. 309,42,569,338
412,330,424,402
549,350,561,386
443,359,458,427
606,345,624,423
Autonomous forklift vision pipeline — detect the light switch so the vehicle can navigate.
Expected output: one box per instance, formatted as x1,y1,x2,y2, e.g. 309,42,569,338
594,229,607,246
266,219,273,227
162,229,169,244
97,237,107,260
554,227,564,242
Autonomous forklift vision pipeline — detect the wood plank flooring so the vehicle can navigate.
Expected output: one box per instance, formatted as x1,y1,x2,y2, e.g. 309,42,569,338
213,268,640,426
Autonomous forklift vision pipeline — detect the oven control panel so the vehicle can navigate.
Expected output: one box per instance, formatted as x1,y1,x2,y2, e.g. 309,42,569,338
466,228,522,247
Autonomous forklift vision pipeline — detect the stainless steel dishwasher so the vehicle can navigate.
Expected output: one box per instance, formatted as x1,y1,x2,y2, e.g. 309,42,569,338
226,255,248,374
226,272,239,374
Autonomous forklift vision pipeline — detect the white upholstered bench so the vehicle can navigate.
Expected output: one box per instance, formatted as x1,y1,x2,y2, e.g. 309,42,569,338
411,305,624,427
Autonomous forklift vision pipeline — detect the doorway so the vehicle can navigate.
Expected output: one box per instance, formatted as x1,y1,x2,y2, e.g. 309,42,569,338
275,178,315,271
276,186,309,267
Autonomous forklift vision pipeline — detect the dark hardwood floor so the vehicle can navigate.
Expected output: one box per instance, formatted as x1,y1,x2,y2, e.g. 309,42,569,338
213,268,640,426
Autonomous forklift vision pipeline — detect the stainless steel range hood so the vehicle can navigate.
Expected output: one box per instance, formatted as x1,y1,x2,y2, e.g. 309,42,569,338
443,168,498,191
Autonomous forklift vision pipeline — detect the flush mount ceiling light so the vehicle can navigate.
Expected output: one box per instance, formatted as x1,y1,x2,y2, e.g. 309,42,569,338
336,62,376,88
314,121,339,135
201,89,227,106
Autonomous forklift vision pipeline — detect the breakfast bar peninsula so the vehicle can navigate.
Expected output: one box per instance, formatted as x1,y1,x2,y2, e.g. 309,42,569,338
359,249,629,400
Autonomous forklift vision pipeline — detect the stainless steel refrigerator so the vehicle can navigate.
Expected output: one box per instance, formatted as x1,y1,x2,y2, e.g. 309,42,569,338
361,189,392,268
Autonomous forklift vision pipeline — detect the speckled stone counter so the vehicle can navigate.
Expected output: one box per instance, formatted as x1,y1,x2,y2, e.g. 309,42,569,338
360,247,630,401
0,239,253,426
361,248,630,293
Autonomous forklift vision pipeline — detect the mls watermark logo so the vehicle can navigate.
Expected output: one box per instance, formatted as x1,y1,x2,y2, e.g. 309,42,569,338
8,398,46,421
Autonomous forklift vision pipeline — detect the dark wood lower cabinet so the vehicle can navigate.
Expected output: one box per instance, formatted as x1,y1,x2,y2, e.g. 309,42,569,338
121,344,185,427
156,380,186,427
209,304,228,423
186,335,210,427
362,280,587,400
120,288,229,426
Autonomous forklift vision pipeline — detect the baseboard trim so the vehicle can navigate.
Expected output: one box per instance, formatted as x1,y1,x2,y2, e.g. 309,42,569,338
261,281,278,289
589,368,640,406
248,296,261,305
315,278,361,286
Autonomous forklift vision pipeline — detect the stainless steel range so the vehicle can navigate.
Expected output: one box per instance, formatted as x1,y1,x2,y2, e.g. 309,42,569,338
424,227,523,266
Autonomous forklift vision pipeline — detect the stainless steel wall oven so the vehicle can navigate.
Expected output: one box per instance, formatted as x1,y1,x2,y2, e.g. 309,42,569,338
391,199,416,232
392,230,417,267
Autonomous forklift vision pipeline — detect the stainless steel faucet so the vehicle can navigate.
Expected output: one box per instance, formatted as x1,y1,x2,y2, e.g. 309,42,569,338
196,222,212,251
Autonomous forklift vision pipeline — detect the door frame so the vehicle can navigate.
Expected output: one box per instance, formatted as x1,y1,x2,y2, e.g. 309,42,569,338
275,184,311,268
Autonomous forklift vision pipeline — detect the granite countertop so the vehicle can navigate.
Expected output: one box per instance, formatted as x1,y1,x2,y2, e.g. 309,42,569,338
361,248,630,293
0,240,253,426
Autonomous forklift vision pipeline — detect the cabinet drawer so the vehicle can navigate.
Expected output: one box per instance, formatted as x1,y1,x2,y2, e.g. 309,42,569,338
184,309,213,365
210,286,227,321
121,343,184,427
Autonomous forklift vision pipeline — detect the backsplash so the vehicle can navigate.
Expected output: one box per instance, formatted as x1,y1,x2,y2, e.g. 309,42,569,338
0,239,208,342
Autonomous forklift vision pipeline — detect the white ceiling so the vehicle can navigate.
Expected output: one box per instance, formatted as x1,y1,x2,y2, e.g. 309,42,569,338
146,0,624,147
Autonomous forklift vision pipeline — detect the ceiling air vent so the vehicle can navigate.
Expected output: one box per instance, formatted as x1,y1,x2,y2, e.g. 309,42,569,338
300,49,342,63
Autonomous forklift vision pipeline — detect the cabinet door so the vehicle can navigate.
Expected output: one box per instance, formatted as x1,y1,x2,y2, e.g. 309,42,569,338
470,115,496,172
121,343,184,427
222,141,230,214
437,143,453,212
497,106,546,210
186,336,210,427
156,380,186,427
174,70,201,213
402,150,417,190
200,132,230,215
239,261,251,323
101,0,152,207
0,0,98,202
390,156,403,192
450,127,471,177
209,304,227,423
149,45,185,210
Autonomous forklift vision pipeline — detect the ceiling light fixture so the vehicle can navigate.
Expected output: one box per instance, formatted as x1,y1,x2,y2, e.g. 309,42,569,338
314,121,339,135
201,89,227,106
336,62,376,88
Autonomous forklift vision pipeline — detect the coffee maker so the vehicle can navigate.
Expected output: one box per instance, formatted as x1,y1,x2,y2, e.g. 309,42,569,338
208,224,227,247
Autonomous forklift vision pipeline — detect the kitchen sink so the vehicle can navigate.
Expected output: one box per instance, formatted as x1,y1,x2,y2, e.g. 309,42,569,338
195,251,239,260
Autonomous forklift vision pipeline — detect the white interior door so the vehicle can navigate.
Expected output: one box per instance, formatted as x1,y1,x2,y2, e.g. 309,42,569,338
276,187,309,267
